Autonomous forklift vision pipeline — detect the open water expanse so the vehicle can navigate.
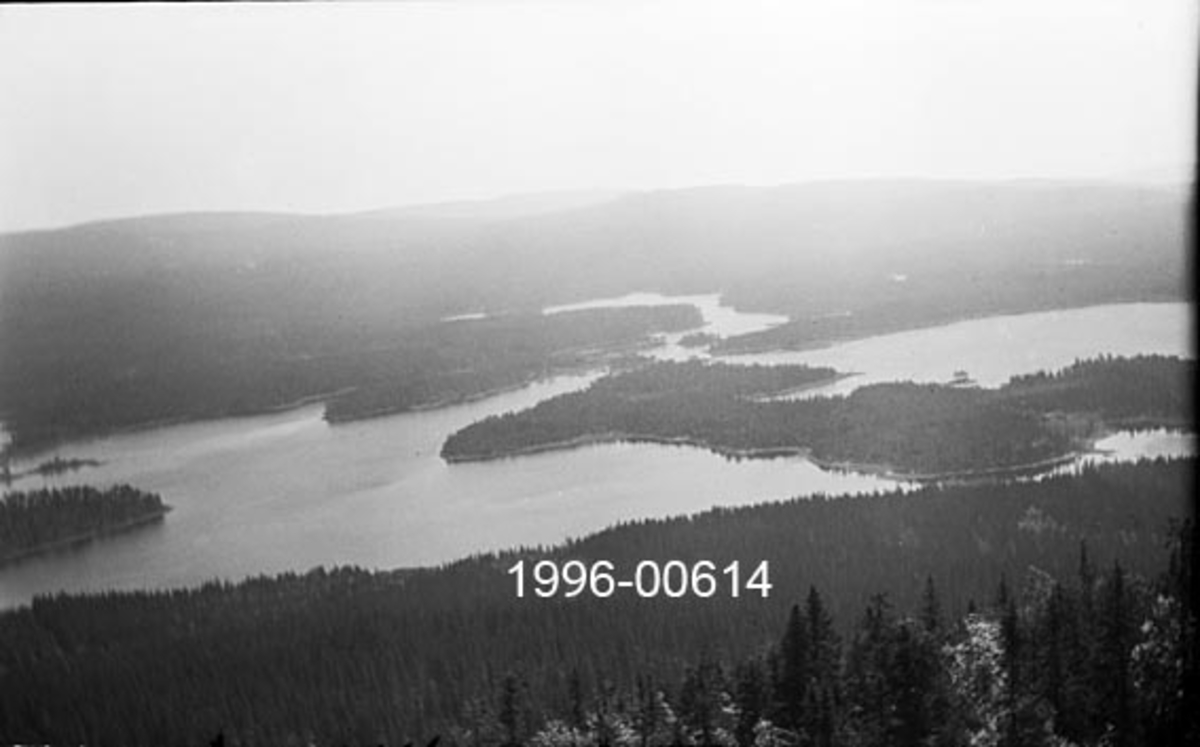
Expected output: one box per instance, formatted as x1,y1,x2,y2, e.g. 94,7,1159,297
0,298,1191,608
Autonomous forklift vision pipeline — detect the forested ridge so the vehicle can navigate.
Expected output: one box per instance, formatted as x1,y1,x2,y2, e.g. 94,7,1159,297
321,306,700,423
442,356,1191,476
0,458,1190,745
0,484,168,563
0,304,698,456
1001,354,1193,426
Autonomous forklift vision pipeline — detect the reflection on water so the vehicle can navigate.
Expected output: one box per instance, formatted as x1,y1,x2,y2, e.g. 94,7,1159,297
0,299,1192,608
1030,429,1196,481
1092,429,1196,460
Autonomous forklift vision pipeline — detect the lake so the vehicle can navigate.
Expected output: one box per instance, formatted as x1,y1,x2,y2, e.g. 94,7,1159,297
0,299,1192,608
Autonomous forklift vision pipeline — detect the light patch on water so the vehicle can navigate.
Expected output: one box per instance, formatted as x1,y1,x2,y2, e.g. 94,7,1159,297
1024,429,1194,482
1087,429,1195,464
544,292,786,338
441,311,489,322
543,292,701,315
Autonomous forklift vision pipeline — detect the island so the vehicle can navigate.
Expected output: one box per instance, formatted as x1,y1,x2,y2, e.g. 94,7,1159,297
442,355,1192,479
677,331,719,349
31,456,103,476
2,456,104,486
0,484,171,565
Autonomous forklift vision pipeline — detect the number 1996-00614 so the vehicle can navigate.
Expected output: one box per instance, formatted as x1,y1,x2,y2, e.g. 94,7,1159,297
507,559,771,599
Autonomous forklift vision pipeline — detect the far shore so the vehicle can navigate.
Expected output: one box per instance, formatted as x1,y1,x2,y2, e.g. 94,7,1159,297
710,297,1183,356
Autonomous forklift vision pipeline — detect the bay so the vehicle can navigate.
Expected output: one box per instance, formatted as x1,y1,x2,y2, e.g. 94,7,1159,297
0,300,1191,608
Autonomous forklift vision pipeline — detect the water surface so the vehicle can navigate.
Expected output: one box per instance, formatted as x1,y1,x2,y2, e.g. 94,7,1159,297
1,300,1191,608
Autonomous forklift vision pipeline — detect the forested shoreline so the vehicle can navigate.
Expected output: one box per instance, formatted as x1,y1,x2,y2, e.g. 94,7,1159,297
0,484,169,564
442,355,1191,476
0,458,1190,745
710,297,1188,357
1,305,699,458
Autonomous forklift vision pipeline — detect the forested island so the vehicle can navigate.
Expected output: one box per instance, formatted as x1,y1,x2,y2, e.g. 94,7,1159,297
1,456,104,485
0,458,1190,745
0,484,170,564
442,355,1191,477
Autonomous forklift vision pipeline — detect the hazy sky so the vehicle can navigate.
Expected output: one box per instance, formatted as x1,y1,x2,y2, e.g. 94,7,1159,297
0,0,1194,232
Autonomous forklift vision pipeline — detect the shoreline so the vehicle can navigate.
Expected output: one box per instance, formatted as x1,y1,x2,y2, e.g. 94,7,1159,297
323,371,564,424
4,349,632,460
443,431,814,464
804,450,1089,483
0,506,172,567
712,297,1184,356
4,299,1188,461
2,387,358,464
443,430,1120,484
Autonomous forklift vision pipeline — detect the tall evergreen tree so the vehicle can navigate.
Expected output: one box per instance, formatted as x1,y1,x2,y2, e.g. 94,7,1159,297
921,575,942,635
568,668,587,733
774,603,810,734
844,594,893,747
733,659,767,747
999,584,1022,747
498,672,533,747
1099,562,1134,747
804,587,840,747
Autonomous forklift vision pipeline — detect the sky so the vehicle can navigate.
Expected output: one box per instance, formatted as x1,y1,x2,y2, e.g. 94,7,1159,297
0,0,1194,232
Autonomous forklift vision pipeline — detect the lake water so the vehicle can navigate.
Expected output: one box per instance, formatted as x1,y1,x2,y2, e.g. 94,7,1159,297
0,300,1192,608
718,302,1194,396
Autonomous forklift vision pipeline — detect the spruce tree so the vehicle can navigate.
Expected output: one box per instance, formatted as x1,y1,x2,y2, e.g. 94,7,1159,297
774,603,810,733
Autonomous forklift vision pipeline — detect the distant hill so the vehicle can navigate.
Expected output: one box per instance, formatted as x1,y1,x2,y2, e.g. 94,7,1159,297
0,180,1188,453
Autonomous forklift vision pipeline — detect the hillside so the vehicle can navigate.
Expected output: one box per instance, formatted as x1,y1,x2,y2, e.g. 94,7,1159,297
1,181,1187,454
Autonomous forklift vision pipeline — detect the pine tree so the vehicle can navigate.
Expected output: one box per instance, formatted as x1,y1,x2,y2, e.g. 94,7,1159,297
804,587,839,747
773,603,810,733
889,622,934,747
679,656,725,746
993,586,1022,747
1041,583,1067,731
844,594,893,747
1170,519,1198,747
921,575,942,635
498,673,532,747
568,668,587,733
733,659,767,747
1098,562,1134,747
807,586,840,685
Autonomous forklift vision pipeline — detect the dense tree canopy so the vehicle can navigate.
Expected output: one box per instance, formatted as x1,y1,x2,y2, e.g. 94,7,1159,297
443,356,1190,475
0,484,168,563
0,458,1189,745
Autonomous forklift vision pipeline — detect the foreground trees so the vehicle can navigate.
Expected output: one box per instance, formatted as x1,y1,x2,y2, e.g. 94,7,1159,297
0,459,1190,745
